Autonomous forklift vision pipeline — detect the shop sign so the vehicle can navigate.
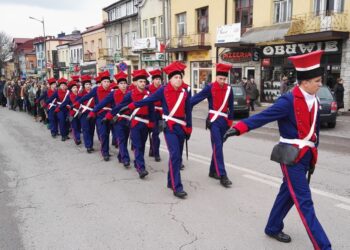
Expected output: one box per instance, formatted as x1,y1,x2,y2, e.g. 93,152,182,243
80,63,97,75
221,49,252,63
143,54,156,61
132,37,157,51
262,40,339,56
216,23,241,43
188,51,210,61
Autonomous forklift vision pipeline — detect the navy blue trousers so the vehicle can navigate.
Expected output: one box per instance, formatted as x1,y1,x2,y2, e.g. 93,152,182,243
115,120,130,164
57,109,69,138
130,122,148,172
164,124,186,192
96,113,110,157
80,112,95,149
150,112,161,158
209,117,229,177
71,117,81,143
265,150,331,250
48,108,58,136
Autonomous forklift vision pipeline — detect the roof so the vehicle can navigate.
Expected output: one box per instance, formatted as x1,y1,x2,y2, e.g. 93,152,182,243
69,38,83,46
13,38,31,44
103,0,124,11
82,23,104,35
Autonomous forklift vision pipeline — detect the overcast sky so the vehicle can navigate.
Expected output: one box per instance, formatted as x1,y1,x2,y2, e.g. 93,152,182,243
0,0,116,38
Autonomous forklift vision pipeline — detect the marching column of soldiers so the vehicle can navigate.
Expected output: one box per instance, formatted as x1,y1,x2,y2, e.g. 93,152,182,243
34,52,331,249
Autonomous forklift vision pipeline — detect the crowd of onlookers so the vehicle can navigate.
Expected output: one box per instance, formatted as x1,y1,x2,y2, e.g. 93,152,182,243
0,76,48,123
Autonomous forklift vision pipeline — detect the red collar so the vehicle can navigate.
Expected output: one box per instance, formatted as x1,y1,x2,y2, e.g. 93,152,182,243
166,82,183,93
211,81,228,91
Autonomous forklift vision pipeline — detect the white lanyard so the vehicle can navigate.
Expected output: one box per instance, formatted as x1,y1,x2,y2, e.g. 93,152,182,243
210,85,231,123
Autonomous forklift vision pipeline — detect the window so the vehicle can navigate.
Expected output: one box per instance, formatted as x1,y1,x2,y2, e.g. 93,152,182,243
70,50,73,61
235,0,253,29
132,32,137,42
197,7,209,33
124,33,129,47
159,16,164,38
80,48,82,60
150,18,157,37
143,20,148,37
176,12,186,36
126,1,133,15
116,6,121,18
315,0,344,15
98,39,102,48
115,35,120,49
274,0,292,23
90,40,94,52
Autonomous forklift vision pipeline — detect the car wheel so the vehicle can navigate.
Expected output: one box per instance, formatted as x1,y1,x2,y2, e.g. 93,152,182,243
328,121,336,128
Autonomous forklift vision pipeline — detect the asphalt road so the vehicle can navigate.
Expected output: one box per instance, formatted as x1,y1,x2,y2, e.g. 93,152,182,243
0,106,349,250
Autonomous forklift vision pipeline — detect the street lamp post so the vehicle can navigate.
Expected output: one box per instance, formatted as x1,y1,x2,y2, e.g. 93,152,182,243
29,16,47,79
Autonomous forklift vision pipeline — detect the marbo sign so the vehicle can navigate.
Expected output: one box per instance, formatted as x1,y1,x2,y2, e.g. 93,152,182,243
262,40,339,56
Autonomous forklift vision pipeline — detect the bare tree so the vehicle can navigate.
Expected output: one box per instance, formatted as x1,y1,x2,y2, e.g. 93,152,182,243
0,31,12,75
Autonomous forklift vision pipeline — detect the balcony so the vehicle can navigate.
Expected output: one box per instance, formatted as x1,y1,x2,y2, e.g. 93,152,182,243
83,52,96,62
166,33,211,52
98,48,114,60
285,11,349,42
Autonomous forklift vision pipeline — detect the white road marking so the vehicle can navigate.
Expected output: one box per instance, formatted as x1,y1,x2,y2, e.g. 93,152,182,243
158,145,350,208
242,174,280,188
335,203,350,211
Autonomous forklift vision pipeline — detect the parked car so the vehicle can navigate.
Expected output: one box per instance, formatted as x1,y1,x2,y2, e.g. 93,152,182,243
317,85,337,128
231,84,249,118
288,85,337,128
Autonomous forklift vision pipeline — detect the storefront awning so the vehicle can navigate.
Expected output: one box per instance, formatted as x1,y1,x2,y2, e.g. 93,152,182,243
240,23,290,44
215,23,290,48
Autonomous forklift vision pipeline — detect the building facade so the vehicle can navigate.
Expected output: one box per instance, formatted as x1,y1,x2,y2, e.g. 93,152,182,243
133,0,169,71
81,24,107,77
103,0,139,78
168,0,237,95
57,44,70,78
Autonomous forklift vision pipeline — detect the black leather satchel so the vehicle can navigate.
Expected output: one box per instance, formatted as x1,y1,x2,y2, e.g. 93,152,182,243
270,143,300,165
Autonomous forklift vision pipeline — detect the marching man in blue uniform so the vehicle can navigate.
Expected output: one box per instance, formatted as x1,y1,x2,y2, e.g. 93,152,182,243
93,71,131,167
108,69,154,179
76,71,112,161
191,63,234,187
39,77,58,138
79,75,96,153
45,78,70,141
113,62,192,198
63,80,82,145
147,69,163,162
224,50,331,249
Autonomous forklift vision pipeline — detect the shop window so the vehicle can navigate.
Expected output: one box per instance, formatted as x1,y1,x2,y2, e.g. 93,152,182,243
176,12,186,36
235,0,253,31
197,7,209,33
315,0,344,15
273,0,292,23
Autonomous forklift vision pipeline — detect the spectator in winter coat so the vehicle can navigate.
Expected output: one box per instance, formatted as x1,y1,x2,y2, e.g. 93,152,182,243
333,78,345,111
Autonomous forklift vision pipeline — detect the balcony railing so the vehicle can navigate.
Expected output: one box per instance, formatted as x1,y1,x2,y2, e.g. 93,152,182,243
84,52,96,62
98,48,114,60
287,11,348,36
169,33,211,48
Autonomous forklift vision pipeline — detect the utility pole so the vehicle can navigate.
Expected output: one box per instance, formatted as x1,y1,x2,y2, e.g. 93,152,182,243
29,16,47,79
